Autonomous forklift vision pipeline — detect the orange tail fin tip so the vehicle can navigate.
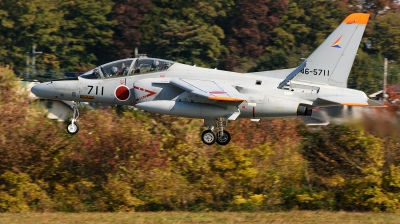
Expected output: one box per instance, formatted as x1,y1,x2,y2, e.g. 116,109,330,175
342,13,370,25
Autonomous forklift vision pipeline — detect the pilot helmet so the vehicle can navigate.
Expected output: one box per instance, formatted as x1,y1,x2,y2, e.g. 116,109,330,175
93,68,99,77
111,66,118,76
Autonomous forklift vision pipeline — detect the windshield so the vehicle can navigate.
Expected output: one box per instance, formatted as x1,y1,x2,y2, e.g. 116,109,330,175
80,68,101,79
79,58,174,79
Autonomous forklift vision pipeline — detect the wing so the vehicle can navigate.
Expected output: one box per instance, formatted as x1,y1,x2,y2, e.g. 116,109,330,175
169,78,247,102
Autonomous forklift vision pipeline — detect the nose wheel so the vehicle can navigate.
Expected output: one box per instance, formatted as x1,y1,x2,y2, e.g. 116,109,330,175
67,122,79,134
201,118,231,145
67,102,80,135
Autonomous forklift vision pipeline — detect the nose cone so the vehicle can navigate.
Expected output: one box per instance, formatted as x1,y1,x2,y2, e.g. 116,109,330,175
31,82,54,99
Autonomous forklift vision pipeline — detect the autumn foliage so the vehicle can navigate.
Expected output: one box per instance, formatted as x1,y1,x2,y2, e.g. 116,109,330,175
1,67,400,212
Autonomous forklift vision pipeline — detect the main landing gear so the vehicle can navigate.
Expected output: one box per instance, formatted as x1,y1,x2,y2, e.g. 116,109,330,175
66,102,81,135
201,118,231,145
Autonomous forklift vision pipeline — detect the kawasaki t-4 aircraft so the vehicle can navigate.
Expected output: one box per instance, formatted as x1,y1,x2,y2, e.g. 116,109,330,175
32,13,383,145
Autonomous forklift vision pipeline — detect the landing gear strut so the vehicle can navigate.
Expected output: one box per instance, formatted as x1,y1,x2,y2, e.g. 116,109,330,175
201,118,231,145
66,102,80,135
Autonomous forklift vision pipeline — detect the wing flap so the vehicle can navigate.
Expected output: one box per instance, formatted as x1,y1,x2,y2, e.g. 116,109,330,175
170,78,247,102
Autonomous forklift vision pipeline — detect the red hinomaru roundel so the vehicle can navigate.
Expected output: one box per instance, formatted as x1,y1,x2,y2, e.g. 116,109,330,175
114,85,130,101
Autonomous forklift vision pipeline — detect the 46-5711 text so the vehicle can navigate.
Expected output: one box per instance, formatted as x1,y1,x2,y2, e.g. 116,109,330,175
300,68,330,76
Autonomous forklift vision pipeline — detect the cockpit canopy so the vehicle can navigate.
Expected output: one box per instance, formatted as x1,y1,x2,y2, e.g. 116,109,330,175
80,58,175,79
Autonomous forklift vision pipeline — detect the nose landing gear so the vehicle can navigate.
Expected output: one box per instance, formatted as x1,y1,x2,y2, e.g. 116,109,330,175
66,102,81,135
201,118,231,145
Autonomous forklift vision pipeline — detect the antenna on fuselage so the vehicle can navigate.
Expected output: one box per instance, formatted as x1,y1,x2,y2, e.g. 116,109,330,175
134,47,147,58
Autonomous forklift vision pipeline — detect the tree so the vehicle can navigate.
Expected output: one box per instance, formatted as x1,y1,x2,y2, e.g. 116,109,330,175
222,0,288,71
247,0,348,72
0,0,63,70
225,0,289,57
299,124,400,211
360,0,399,17
0,0,115,72
107,0,152,61
369,13,400,61
347,50,383,94
140,0,233,67
54,0,115,71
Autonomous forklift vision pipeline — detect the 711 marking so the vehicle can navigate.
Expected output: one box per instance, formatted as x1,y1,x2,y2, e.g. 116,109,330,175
88,85,104,95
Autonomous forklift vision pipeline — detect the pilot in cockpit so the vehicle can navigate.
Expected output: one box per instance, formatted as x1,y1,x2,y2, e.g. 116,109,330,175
110,66,119,77
121,67,128,76
151,60,159,71
120,63,128,76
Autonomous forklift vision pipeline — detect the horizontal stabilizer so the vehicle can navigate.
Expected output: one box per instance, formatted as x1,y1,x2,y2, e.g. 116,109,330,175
367,99,387,107
314,96,386,107
301,116,330,126
314,96,367,106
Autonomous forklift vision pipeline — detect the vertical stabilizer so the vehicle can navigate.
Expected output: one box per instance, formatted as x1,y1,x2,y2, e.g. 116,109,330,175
292,13,370,87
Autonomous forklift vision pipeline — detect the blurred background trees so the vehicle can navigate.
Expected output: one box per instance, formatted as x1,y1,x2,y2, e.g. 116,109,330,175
1,0,400,212
0,0,399,94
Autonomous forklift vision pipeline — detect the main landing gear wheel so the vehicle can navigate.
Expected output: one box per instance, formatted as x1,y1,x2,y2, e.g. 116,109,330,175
202,130,216,145
216,130,231,145
67,101,80,135
201,117,231,145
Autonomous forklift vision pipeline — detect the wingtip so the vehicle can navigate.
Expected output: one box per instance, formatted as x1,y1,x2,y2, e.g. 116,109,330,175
342,13,370,25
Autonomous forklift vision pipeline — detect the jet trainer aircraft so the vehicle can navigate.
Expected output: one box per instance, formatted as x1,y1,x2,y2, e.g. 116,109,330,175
32,13,384,145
